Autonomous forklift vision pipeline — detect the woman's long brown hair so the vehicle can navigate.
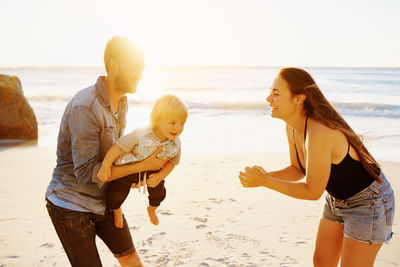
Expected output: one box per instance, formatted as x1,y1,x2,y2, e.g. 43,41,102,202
279,67,381,181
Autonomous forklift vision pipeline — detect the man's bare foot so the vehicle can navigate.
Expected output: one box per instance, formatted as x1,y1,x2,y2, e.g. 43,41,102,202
113,208,124,228
147,205,159,225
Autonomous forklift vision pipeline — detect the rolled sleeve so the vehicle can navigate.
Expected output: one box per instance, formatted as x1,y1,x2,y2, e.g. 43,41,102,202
91,162,105,188
116,130,138,152
69,105,102,186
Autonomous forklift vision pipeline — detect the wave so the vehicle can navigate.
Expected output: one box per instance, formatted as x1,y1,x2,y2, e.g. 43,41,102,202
185,101,400,119
26,95,400,119
27,95,72,102
331,102,400,118
148,99,400,118
185,100,267,111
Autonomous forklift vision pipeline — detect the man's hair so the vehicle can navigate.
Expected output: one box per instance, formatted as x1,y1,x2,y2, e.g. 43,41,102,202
150,95,188,129
104,36,143,73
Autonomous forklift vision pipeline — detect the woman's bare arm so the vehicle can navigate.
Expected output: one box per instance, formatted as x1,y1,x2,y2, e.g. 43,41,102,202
258,125,305,182
240,124,332,200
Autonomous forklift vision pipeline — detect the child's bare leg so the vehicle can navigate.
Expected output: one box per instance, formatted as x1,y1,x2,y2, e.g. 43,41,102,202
147,205,159,225
113,207,124,228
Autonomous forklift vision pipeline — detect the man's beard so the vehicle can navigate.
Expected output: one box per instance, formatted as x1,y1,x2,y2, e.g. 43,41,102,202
116,73,136,94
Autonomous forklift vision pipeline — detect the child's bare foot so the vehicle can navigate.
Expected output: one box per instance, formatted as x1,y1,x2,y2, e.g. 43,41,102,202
113,208,124,228
147,205,159,225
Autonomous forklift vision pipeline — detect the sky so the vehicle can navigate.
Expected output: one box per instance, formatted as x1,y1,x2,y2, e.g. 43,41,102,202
1,0,399,67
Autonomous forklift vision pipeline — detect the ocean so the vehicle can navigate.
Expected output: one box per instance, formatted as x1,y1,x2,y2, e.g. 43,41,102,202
1,66,399,162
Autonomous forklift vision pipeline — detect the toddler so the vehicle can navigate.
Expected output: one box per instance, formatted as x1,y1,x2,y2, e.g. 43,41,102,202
97,94,188,227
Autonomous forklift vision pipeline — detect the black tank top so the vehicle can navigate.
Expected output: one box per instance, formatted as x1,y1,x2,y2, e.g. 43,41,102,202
293,117,376,200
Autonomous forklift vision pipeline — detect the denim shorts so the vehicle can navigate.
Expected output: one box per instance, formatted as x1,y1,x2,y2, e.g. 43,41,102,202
46,200,135,266
323,173,395,244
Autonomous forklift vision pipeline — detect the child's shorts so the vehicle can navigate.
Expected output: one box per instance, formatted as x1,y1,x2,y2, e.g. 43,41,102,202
322,173,395,244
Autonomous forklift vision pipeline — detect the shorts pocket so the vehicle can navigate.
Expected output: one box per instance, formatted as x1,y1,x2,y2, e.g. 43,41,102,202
382,194,395,226
64,213,92,239
62,210,85,228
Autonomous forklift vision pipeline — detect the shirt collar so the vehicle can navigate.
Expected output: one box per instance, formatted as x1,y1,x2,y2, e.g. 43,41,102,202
95,76,127,109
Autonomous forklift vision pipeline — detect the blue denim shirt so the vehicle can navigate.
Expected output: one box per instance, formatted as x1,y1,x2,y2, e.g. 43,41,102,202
46,77,127,214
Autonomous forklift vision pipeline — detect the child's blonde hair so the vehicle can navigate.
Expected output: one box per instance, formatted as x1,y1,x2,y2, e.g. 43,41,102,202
150,94,188,129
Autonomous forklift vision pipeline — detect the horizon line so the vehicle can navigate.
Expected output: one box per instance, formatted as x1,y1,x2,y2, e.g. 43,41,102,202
1,65,400,69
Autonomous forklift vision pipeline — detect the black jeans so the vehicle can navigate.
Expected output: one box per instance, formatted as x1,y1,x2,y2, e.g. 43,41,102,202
46,200,135,267
106,171,166,210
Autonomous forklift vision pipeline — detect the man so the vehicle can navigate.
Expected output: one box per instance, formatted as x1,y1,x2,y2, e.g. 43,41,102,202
45,36,166,266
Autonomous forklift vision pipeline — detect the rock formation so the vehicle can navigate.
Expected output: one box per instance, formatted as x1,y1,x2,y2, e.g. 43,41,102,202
0,74,38,140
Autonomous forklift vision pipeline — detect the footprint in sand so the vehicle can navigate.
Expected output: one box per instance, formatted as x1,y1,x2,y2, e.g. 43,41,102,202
39,242,54,248
208,198,223,203
204,257,226,263
155,255,169,264
281,255,298,265
6,255,19,259
191,217,208,223
142,232,167,246
139,249,148,254
242,252,250,259
159,209,173,215
196,224,207,229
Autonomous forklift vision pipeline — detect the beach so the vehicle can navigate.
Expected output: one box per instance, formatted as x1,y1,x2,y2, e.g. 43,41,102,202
0,142,399,266
2,0,400,264
0,66,399,266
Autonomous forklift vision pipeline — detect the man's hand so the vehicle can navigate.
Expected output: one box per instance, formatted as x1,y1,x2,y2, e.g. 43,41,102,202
140,146,168,171
97,165,111,182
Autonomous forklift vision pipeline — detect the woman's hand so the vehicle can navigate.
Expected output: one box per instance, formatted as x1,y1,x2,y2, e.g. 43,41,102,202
239,165,269,187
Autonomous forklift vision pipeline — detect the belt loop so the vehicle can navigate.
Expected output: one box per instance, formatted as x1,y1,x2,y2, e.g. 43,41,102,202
332,196,337,207
370,185,380,195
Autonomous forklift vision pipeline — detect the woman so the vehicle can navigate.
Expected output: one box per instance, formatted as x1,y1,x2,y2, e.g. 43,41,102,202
239,67,395,266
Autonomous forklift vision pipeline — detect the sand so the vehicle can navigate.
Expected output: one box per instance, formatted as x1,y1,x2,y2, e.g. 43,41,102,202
0,143,399,266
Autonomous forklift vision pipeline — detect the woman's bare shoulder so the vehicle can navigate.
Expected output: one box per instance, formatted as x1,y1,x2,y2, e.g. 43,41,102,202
307,119,337,140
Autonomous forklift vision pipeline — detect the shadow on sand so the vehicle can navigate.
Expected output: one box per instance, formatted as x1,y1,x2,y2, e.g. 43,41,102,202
0,139,38,152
